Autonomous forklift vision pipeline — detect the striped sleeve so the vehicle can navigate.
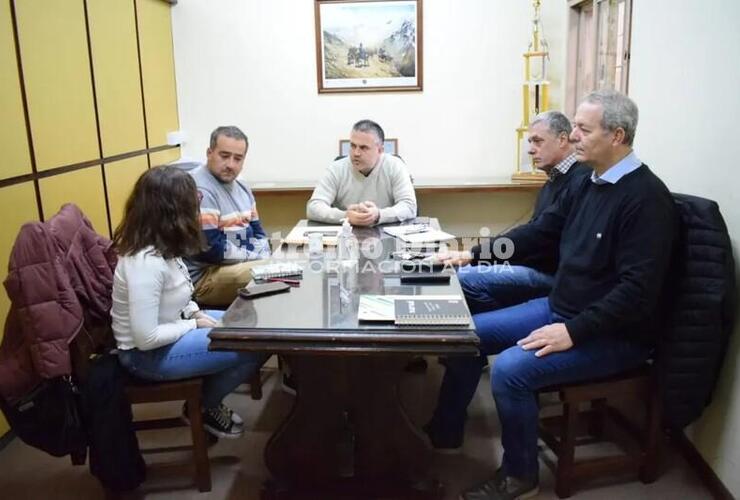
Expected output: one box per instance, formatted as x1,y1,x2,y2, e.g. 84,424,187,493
195,187,247,263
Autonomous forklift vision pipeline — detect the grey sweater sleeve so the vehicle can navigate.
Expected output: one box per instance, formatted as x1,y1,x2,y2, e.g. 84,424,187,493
377,159,417,224
306,165,347,223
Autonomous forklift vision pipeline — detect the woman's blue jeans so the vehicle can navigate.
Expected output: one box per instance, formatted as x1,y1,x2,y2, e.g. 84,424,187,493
428,297,650,480
118,310,267,409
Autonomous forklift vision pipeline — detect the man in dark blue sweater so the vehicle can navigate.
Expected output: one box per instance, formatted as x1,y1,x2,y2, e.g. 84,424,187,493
428,91,678,500
458,110,590,314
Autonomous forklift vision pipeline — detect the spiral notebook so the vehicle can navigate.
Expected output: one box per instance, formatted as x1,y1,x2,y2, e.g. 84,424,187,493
358,294,433,322
250,262,303,280
393,297,470,326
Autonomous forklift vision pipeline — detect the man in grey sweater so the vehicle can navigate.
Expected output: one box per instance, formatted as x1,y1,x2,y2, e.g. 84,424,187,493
306,120,417,226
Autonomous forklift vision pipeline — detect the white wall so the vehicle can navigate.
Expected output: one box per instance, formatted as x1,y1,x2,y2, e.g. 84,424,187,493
171,0,567,183
630,0,740,495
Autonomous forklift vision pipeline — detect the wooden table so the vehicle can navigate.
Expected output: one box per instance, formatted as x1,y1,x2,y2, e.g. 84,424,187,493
209,221,480,498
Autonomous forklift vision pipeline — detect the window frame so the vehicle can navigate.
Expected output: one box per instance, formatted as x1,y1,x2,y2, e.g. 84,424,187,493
565,0,633,116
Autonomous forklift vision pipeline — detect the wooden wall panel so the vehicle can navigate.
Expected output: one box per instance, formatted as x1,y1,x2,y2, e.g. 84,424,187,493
0,1,31,179
137,0,179,148
87,0,146,157
0,182,39,435
39,168,108,235
149,146,181,167
14,0,99,171
104,156,148,233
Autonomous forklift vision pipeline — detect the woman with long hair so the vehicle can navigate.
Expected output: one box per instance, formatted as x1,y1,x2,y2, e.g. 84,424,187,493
110,166,264,439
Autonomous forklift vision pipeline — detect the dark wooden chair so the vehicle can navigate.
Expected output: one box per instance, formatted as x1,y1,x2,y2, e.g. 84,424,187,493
71,324,213,492
248,370,263,399
124,377,212,492
71,323,263,493
537,363,661,498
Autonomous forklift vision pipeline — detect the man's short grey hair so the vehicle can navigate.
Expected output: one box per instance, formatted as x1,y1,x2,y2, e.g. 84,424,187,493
582,90,639,146
530,110,572,138
209,126,249,150
352,119,385,145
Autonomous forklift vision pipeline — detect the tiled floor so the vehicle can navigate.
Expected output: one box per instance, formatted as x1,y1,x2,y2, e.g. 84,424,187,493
0,358,712,499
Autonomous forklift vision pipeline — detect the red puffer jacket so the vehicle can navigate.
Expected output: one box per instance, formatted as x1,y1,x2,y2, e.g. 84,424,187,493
0,204,117,401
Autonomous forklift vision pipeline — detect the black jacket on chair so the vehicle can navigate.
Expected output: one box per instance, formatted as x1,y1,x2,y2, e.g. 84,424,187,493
80,353,145,491
659,193,736,429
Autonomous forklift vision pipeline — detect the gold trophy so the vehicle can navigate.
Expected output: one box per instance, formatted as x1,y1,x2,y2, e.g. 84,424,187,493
513,0,550,182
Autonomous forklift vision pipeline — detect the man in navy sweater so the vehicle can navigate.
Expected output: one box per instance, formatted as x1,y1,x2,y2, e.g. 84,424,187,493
428,91,677,500
457,110,590,314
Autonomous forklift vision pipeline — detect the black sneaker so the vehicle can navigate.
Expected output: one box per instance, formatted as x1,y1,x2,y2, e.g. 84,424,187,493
202,405,244,439
219,403,244,427
460,468,539,500
182,402,244,428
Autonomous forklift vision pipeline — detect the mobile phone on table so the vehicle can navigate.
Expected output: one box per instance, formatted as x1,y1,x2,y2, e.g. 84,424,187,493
238,282,291,299
400,260,447,272
391,250,433,260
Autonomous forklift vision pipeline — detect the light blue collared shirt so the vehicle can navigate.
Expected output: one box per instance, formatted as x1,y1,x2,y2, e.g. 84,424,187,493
590,151,642,185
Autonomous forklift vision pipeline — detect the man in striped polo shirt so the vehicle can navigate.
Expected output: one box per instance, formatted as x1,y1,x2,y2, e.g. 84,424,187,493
185,126,271,306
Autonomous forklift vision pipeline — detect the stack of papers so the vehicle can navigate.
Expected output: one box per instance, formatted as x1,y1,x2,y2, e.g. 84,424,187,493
358,295,399,321
383,224,431,237
383,224,455,243
251,262,303,280
283,225,342,245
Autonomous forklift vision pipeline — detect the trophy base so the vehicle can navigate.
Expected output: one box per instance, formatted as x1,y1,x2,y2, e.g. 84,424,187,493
512,171,548,183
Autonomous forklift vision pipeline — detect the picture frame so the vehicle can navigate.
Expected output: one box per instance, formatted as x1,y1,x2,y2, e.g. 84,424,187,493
315,0,423,93
339,138,398,157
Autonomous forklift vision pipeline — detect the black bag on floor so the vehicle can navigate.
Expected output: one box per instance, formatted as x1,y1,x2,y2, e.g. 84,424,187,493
0,376,87,457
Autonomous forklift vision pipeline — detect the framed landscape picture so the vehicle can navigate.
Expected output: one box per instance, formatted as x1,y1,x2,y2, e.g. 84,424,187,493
315,0,423,93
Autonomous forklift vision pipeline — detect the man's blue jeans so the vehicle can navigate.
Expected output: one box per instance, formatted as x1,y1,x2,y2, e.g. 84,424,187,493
428,297,650,480
118,310,267,409
457,264,554,314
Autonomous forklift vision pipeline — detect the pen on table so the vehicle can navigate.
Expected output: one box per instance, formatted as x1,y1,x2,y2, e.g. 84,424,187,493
266,277,301,285
404,226,430,235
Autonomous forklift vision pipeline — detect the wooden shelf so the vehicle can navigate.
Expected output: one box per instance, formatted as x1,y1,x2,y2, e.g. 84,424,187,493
250,177,545,195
